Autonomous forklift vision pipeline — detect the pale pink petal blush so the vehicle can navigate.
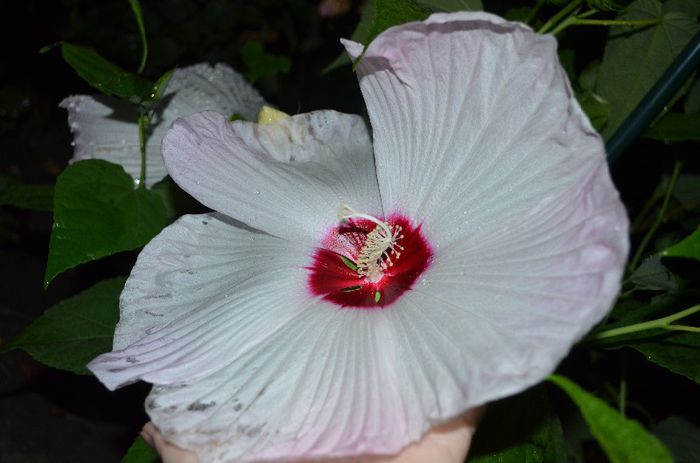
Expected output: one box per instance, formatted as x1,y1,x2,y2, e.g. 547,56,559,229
89,11,629,463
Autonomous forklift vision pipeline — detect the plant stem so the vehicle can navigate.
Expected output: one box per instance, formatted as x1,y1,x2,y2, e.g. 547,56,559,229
137,113,150,188
573,18,660,28
628,161,682,272
619,361,627,417
549,12,660,36
665,325,700,334
525,0,547,25
538,0,582,34
630,181,665,234
589,304,700,341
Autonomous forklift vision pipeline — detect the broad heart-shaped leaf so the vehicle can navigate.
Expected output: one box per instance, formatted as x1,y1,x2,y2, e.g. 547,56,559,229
549,375,672,463
644,113,700,142
654,416,700,463
45,160,167,286
596,0,700,140
467,386,566,463
629,254,683,291
366,0,431,44
61,42,154,104
673,174,700,210
629,332,700,384
663,226,700,260
241,41,291,84
9,277,124,375
121,435,159,463
0,175,53,211
685,77,700,114
577,90,611,133
326,0,483,71
416,0,483,12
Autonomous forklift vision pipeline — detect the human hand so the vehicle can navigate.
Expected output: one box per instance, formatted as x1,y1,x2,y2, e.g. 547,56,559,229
141,407,484,463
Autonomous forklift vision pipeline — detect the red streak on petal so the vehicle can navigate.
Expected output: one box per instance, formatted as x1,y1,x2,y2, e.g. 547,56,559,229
307,214,432,309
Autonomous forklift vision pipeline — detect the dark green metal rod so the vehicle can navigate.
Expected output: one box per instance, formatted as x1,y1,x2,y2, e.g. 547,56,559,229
606,29,700,164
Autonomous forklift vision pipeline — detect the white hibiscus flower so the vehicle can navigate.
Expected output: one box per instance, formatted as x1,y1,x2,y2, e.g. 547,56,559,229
61,63,265,187
88,12,629,463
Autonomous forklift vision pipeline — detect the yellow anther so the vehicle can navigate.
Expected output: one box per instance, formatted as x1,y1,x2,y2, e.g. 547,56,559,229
257,106,291,124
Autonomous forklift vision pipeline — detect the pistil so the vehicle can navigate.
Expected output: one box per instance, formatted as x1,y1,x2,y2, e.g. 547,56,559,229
337,204,404,282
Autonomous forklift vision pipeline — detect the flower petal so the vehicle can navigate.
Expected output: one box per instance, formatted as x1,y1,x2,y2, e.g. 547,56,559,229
162,110,380,243
89,213,426,461
139,310,425,462
61,63,264,187
344,12,621,249
60,95,166,187
165,63,264,122
89,212,312,389
392,160,628,412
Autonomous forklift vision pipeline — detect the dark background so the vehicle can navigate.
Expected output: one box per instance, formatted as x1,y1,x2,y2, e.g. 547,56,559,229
1,1,698,462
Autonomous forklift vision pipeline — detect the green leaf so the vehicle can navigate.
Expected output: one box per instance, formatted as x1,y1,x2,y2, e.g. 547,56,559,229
241,42,291,84
121,435,160,463
0,176,53,211
587,0,627,10
578,60,601,92
61,42,154,104
630,254,683,291
505,6,536,23
664,226,700,260
365,0,431,46
654,416,700,463
325,0,378,72
325,0,439,71
151,69,174,103
8,277,124,375
416,0,483,12
150,176,206,220
629,332,700,384
672,174,700,210
684,77,700,114
128,0,148,74
596,0,700,140
549,375,673,463
467,386,566,463
644,113,700,142
577,90,611,132
45,160,167,286
558,49,576,82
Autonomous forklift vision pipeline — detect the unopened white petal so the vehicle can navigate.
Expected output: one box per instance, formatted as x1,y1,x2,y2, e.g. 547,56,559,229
164,62,264,122
61,63,264,187
162,110,380,243
60,95,165,186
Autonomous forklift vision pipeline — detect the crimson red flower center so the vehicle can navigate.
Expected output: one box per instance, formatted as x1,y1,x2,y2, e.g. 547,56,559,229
308,213,432,309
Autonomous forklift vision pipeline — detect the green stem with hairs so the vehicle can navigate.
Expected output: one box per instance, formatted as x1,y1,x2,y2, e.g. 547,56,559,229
665,325,700,334
589,304,700,341
525,0,547,25
573,18,661,28
537,0,582,34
